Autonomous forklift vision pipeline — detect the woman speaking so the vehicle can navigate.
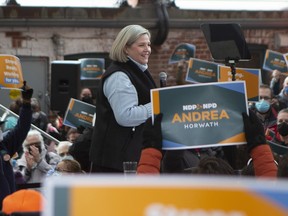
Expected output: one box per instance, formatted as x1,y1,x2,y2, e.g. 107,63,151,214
90,25,156,173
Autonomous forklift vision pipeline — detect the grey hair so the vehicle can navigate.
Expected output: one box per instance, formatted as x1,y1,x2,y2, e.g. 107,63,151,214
22,129,45,152
109,25,151,63
56,141,73,155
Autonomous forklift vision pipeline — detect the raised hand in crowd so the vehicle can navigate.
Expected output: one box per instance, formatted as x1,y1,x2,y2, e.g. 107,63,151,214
21,81,34,103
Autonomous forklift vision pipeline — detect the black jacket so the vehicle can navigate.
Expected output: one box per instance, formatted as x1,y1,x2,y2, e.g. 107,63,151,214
0,103,32,209
89,60,156,171
69,127,93,173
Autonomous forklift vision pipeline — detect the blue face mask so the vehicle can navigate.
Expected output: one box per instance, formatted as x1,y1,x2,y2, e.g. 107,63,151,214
255,100,270,113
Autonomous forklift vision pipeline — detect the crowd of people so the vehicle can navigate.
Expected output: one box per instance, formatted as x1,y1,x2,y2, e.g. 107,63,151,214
0,24,288,214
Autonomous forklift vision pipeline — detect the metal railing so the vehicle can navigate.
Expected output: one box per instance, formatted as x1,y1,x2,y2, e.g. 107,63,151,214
0,103,60,144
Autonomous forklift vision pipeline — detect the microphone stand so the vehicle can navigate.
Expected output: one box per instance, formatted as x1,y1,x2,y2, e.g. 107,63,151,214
159,72,168,87
225,58,239,81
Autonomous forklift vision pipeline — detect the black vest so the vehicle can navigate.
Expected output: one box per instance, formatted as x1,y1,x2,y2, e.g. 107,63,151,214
89,60,156,171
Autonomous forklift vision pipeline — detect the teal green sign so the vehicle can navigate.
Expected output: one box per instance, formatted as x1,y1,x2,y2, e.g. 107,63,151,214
63,98,96,129
186,58,218,83
169,43,196,64
263,49,287,73
151,81,248,150
80,58,104,80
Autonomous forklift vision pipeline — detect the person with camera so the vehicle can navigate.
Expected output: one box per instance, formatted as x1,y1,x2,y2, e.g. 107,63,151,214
17,129,61,184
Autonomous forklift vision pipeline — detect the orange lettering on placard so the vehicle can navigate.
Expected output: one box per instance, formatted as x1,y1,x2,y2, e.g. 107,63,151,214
219,110,230,119
171,110,229,123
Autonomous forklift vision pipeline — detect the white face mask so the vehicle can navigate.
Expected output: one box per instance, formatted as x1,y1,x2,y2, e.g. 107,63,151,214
32,112,40,119
0,129,3,142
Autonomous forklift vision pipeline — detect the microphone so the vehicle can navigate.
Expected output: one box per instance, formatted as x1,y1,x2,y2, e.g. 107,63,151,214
159,71,168,87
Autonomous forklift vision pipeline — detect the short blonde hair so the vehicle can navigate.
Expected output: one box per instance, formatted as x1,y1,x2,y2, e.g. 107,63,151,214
109,25,151,63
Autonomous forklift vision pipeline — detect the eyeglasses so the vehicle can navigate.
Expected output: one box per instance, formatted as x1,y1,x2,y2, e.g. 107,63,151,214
26,141,41,147
259,96,271,100
59,152,70,157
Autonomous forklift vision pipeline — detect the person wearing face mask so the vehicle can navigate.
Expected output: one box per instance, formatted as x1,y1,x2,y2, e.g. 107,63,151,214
68,89,95,172
267,108,288,161
79,87,94,105
251,84,280,138
56,141,73,159
272,108,288,145
31,98,49,132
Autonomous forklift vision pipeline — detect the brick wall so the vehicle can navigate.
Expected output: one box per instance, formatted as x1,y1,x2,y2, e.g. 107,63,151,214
1,26,287,87
149,28,288,86
0,6,287,89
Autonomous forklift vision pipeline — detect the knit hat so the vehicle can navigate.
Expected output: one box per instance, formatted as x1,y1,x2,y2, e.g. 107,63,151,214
2,189,44,214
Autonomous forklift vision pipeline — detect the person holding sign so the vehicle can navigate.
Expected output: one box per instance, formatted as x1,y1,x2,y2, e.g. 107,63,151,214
90,25,156,172
270,69,282,96
0,81,33,210
137,111,277,178
79,87,94,105
251,84,279,135
276,76,288,108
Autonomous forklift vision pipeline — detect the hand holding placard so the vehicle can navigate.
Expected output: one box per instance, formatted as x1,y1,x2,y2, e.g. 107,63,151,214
142,113,163,151
242,110,267,153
